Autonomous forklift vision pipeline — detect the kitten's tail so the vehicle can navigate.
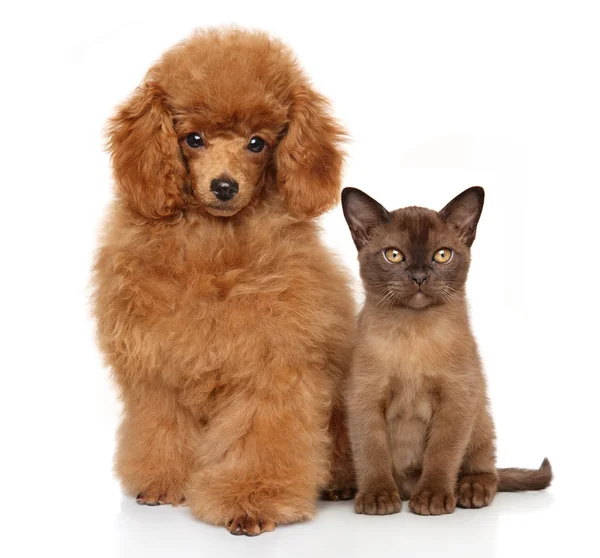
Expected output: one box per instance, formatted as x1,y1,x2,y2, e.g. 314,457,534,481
497,458,552,492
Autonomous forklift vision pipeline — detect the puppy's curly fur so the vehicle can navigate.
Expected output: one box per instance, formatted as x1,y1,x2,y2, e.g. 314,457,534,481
92,28,355,535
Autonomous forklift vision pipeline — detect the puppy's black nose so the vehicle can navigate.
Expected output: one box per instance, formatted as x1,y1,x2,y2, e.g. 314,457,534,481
210,177,239,201
411,272,429,286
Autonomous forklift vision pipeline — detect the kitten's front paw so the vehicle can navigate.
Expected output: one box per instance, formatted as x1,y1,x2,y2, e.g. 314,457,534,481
409,485,456,516
355,488,402,515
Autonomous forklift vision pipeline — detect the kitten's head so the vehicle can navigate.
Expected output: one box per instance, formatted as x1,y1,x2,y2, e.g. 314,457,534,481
342,186,484,309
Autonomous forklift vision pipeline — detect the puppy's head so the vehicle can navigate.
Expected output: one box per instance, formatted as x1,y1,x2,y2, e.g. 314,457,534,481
107,28,345,220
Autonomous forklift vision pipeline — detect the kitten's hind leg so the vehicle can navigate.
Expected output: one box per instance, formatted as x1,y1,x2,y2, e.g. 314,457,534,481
457,473,498,508
457,412,498,509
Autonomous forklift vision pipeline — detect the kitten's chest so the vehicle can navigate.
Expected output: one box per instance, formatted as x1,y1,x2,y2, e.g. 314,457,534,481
383,373,434,475
384,374,433,421
365,313,455,378
360,311,455,474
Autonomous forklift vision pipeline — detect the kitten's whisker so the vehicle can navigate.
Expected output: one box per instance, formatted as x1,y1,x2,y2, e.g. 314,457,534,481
379,286,399,309
381,290,395,308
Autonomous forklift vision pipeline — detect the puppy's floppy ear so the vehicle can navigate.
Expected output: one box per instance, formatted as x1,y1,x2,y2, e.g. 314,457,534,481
438,186,485,246
342,187,391,250
106,82,187,219
275,82,346,219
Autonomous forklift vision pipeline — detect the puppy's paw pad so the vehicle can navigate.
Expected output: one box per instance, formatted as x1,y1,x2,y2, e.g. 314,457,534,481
227,515,276,536
321,486,357,501
136,489,185,506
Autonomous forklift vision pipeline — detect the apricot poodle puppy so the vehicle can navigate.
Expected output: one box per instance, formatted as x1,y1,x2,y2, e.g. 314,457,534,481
92,28,355,536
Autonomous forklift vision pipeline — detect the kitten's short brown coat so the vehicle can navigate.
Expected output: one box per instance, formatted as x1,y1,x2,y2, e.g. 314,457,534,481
342,186,551,515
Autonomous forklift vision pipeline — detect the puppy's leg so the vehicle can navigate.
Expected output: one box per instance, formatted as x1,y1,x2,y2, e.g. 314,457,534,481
321,400,356,501
186,367,330,535
319,321,356,501
116,384,196,506
457,410,498,509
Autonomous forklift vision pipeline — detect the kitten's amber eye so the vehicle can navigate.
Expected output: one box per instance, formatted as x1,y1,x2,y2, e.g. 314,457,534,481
384,248,405,263
433,248,453,263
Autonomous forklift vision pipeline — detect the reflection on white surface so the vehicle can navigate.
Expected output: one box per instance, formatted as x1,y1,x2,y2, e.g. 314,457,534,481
113,491,558,558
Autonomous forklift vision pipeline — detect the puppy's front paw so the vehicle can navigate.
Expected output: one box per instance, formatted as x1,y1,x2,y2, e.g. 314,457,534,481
409,484,456,516
136,487,185,506
321,485,357,501
355,488,401,515
227,515,276,536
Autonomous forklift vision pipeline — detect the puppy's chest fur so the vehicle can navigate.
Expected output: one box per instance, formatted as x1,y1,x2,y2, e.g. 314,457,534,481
99,210,351,397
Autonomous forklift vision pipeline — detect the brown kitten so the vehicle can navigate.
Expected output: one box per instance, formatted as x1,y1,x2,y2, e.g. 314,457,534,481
342,186,552,516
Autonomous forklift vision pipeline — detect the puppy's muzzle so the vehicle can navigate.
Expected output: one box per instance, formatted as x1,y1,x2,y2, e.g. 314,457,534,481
210,177,239,201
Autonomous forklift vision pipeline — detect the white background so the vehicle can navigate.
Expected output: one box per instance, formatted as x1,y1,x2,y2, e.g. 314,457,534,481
1,1,598,556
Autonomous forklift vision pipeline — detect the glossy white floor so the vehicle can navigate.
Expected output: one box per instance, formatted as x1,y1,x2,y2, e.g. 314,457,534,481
113,491,557,557
10,441,577,558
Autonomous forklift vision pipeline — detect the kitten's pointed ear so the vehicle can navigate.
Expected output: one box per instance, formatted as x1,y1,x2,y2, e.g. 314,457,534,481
439,186,485,247
342,188,391,250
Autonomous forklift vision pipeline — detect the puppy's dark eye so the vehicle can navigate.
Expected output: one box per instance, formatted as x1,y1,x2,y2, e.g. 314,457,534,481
186,133,204,148
248,136,266,153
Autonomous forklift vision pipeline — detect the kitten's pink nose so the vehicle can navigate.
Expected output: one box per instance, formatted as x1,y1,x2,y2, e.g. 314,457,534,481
411,272,429,286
